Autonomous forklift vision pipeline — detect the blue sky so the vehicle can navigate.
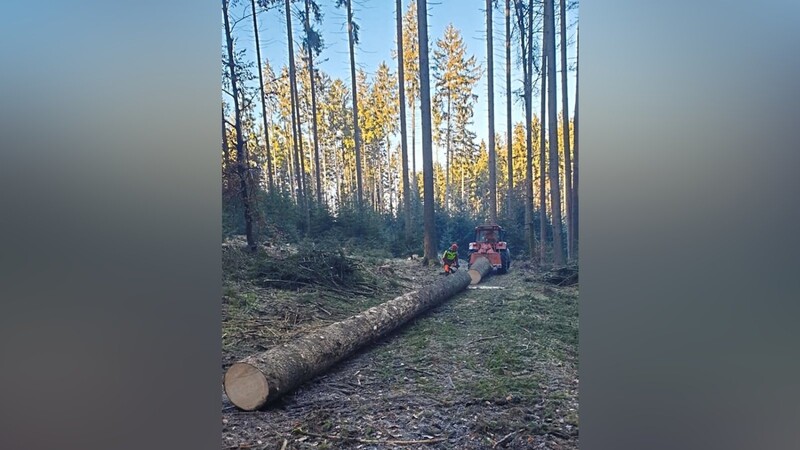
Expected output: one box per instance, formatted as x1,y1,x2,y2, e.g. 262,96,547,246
227,0,578,167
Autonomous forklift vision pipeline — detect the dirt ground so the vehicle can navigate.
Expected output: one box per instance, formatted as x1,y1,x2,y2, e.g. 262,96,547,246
222,245,578,449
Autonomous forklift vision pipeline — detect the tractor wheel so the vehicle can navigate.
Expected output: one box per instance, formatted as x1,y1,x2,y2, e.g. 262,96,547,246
499,249,511,274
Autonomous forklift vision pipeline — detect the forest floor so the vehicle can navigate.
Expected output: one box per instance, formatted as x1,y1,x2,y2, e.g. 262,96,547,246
221,239,578,449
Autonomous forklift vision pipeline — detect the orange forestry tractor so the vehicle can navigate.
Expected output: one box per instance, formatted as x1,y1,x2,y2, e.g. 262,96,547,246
467,224,511,274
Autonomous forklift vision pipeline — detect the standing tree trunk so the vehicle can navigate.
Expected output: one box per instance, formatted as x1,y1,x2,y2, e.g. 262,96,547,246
345,0,364,207
285,0,303,208
572,26,579,258
223,0,256,252
539,53,547,263
445,94,451,211
222,104,230,171
305,0,322,205
418,0,437,264
516,0,535,260
396,0,412,244
486,0,497,224
251,0,274,191
545,0,564,266
559,0,573,260
411,103,417,190
505,0,513,216
387,137,394,215
525,0,535,260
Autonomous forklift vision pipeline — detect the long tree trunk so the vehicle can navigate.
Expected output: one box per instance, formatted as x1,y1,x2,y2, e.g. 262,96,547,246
388,137,394,215
418,0,437,264
396,0,412,244
539,53,547,263
377,143,384,212
287,0,310,231
251,0,274,191
572,26,579,258
222,104,229,174
305,0,322,205
559,0,573,260
519,0,535,261
545,0,564,266
487,0,497,224
411,102,417,190
345,0,364,207
297,97,310,227
285,0,303,208
224,257,493,410
290,128,298,203
505,0,513,215
223,0,256,252
445,95,451,211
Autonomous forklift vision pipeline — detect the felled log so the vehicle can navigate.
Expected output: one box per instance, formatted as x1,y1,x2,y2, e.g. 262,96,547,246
223,257,493,410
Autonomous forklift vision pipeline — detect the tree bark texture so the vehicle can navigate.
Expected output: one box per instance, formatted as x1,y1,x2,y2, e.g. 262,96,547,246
572,26,579,258
559,0,573,260
346,0,364,207
418,0,437,264
251,0,274,191
223,257,493,410
396,0,412,244
545,0,564,266
505,0,513,215
486,0,497,224
223,0,256,252
305,0,322,204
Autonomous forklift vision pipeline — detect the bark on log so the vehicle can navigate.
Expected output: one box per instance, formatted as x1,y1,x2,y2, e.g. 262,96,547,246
224,257,493,410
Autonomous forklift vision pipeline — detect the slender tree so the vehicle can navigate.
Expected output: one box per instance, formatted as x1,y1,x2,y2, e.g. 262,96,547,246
303,0,323,204
486,0,497,223
403,2,420,190
223,0,256,251
545,0,564,265
559,0,573,259
337,0,364,207
572,25,579,257
250,0,274,191
514,0,535,259
526,0,536,261
283,0,304,207
505,0,513,215
539,51,547,263
222,103,230,167
417,0,437,264
396,0,412,243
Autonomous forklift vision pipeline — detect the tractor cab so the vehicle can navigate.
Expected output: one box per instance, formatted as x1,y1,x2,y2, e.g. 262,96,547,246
467,224,511,273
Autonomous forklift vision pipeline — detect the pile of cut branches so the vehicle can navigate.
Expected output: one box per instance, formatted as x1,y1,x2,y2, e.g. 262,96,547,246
251,246,371,292
544,265,579,286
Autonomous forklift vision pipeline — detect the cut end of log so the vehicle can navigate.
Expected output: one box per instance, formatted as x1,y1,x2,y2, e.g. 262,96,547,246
224,362,269,411
468,268,482,285
468,257,493,285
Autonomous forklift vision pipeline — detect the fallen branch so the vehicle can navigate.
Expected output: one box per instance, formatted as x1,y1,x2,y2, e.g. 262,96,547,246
293,428,446,446
492,429,524,448
466,335,500,346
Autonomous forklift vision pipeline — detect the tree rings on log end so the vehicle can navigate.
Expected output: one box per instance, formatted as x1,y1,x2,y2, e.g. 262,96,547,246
468,269,482,285
224,362,269,411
